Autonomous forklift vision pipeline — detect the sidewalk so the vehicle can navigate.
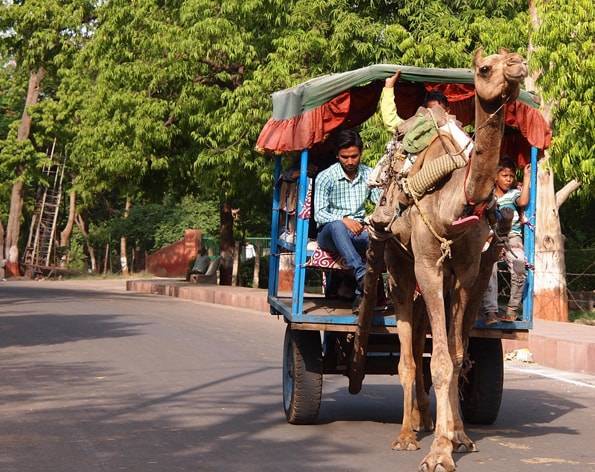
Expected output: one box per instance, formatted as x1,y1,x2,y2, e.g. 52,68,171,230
126,278,595,376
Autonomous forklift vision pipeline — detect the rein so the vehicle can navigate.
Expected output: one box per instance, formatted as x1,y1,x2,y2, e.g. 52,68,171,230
411,97,509,265
462,98,509,206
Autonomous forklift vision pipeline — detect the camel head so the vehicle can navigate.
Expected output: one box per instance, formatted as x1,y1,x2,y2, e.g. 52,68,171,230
473,49,527,104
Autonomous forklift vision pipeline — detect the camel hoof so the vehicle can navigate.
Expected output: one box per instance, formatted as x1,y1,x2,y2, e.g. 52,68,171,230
454,442,478,453
452,432,478,453
418,437,456,472
418,457,455,472
391,433,420,451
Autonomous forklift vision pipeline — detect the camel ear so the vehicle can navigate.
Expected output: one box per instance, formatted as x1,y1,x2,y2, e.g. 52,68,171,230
472,48,484,67
499,47,510,55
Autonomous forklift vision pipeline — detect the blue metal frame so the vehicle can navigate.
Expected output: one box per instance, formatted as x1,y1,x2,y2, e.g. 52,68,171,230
291,150,310,318
521,146,538,328
268,147,538,333
267,156,282,299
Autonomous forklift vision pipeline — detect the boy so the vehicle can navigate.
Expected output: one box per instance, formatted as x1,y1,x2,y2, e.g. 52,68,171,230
483,160,531,323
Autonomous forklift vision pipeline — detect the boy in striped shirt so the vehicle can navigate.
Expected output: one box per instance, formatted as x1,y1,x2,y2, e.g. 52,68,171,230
482,160,531,323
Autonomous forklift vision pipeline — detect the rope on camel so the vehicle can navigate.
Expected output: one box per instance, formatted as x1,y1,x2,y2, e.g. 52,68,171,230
410,191,458,267
406,150,468,199
405,111,470,199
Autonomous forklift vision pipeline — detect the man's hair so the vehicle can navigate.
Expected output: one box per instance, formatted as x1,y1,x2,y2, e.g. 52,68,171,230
335,128,363,152
424,90,449,108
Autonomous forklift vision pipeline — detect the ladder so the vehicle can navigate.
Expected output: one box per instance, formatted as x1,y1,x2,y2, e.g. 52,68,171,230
23,141,66,272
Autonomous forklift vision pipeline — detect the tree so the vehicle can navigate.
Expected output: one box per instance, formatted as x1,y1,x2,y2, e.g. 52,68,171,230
0,0,94,275
528,0,594,321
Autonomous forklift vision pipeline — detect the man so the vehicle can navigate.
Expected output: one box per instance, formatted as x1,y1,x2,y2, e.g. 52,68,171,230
372,71,472,228
314,129,381,310
381,71,451,134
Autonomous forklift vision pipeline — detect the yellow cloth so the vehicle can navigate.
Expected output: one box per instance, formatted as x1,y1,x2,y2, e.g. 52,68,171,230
380,87,403,133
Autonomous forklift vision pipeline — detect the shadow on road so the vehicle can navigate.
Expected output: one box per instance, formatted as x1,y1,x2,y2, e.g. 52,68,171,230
0,359,588,471
0,313,145,348
0,358,357,471
321,380,584,437
0,284,151,307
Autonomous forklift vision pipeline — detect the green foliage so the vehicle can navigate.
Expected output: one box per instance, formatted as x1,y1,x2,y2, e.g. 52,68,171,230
97,196,219,253
531,0,595,194
0,60,25,139
68,227,88,272
1,0,593,272
153,196,219,249
0,0,95,73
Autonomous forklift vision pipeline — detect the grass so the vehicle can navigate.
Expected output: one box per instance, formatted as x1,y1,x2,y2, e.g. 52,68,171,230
569,310,595,325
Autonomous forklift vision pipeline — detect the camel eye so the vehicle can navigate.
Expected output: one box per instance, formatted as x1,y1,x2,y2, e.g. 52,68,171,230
479,65,491,75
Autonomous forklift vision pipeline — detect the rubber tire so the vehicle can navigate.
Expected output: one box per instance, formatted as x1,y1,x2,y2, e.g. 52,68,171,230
283,326,323,424
460,337,504,425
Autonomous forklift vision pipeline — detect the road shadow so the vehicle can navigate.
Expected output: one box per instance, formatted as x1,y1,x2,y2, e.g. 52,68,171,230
0,357,360,472
0,284,154,307
318,380,584,440
0,352,590,472
0,313,145,348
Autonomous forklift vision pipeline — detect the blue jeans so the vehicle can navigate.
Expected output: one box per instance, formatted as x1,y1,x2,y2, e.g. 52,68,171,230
317,220,369,286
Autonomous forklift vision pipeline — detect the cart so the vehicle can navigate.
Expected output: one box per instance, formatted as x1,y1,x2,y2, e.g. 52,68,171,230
257,64,551,425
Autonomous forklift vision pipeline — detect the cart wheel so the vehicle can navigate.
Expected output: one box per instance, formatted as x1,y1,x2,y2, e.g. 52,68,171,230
283,326,323,424
460,337,503,425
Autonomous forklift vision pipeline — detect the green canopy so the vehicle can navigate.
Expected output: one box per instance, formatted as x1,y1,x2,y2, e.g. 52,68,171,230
271,64,539,121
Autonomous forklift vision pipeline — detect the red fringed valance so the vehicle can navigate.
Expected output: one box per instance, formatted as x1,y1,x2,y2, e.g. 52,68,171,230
256,81,551,166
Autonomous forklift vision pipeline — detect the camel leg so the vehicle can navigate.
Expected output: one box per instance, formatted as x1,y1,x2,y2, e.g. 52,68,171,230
385,253,419,451
415,262,456,472
349,236,386,394
411,298,433,432
447,283,477,454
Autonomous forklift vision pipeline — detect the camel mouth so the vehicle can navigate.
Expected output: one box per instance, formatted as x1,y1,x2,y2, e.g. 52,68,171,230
505,71,527,81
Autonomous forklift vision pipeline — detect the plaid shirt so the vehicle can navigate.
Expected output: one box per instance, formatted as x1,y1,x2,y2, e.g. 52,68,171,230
314,162,381,227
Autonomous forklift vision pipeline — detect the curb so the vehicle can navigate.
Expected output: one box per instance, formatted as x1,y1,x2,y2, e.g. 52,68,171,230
126,279,270,313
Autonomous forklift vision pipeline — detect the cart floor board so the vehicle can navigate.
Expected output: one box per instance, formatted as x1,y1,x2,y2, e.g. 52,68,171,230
276,296,395,317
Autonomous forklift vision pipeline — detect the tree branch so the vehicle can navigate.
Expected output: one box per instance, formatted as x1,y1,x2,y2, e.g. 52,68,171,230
556,179,581,209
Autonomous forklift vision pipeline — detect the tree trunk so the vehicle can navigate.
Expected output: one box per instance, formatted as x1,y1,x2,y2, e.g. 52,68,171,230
120,196,131,276
555,179,581,209
0,220,4,262
252,244,260,288
4,67,46,277
60,191,76,246
103,243,110,274
75,213,97,273
527,2,569,322
233,241,241,286
0,220,5,280
534,157,569,321
219,201,234,285
4,181,23,276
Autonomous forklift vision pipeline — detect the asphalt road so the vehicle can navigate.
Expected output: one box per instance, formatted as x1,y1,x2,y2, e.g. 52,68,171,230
1,280,594,472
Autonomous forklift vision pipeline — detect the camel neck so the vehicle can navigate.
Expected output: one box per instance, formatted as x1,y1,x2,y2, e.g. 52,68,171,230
465,96,506,204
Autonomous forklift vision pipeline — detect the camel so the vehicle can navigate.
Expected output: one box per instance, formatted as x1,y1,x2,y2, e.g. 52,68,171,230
351,49,528,471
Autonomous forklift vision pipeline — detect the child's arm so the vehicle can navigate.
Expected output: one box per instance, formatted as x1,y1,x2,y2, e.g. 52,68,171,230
380,71,404,133
517,164,531,208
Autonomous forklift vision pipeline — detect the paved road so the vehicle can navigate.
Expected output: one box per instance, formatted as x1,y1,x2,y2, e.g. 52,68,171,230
1,281,594,472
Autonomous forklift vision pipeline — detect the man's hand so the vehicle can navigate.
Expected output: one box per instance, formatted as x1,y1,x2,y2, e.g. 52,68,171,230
342,217,364,235
385,70,401,88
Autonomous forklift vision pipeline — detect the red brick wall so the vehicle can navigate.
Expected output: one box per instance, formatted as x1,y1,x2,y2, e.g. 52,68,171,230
147,229,202,278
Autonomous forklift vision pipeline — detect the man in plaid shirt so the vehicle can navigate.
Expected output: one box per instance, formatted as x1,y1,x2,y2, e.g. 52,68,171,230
314,129,381,307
